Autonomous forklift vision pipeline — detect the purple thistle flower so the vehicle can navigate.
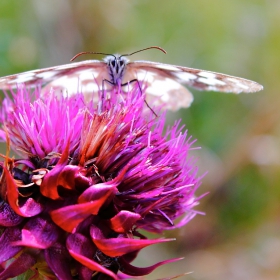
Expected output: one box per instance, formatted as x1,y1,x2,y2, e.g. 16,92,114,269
0,84,203,279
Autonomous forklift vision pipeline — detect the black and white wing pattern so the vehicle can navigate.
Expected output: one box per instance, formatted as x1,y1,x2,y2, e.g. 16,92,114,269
125,61,263,110
0,55,263,111
0,60,109,96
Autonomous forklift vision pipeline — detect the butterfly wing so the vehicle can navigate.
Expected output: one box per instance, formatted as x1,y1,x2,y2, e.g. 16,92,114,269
126,61,263,110
0,60,109,96
125,62,194,111
0,58,263,111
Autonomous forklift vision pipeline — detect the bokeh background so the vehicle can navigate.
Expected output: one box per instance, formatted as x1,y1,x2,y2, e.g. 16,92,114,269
0,1,279,279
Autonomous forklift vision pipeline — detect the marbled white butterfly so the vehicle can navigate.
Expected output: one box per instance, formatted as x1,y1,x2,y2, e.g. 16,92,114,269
0,46,263,111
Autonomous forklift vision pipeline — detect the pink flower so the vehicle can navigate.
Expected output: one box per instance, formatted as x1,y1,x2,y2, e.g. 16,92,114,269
0,85,202,279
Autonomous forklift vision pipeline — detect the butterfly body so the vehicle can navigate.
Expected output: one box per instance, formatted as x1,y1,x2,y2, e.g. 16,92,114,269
0,47,263,110
103,55,129,86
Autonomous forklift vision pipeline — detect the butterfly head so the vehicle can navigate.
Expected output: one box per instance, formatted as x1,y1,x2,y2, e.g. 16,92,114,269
103,55,129,85
70,47,166,86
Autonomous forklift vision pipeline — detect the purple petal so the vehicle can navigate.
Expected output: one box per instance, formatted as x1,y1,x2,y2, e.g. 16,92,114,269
58,165,89,190
66,233,119,280
68,250,119,280
66,233,96,258
4,167,43,217
51,200,106,233
45,243,73,280
108,211,141,233
118,256,183,276
12,217,60,249
50,182,118,233
41,165,89,200
0,252,36,279
17,198,44,217
76,265,93,280
90,226,175,257
0,227,22,262
40,142,70,199
78,183,117,204
0,202,24,226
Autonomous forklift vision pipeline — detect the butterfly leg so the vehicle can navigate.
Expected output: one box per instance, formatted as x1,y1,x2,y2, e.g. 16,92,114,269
98,78,114,114
121,79,158,117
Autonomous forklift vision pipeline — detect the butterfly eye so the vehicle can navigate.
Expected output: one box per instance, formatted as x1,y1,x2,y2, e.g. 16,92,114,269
111,60,116,67
119,61,124,67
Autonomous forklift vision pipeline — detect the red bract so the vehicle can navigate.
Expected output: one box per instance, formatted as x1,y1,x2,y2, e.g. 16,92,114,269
0,85,203,279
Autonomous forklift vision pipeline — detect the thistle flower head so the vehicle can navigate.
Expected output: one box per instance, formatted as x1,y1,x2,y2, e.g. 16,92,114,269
0,84,202,279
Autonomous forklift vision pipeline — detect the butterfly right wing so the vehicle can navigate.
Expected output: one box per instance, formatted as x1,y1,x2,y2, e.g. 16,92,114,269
126,60,263,111
131,61,263,93
125,62,194,111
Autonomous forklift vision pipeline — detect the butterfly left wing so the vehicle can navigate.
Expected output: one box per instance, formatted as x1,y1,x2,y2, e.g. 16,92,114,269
126,60,263,110
0,60,109,95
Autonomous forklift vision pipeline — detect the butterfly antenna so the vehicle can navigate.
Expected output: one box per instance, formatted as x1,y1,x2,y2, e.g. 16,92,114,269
70,52,116,61
120,46,167,57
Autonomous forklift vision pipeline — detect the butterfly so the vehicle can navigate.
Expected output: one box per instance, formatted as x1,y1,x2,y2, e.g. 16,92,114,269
0,46,263,111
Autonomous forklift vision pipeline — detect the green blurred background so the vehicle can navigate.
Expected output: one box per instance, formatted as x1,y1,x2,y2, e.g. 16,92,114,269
0,0,279,279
